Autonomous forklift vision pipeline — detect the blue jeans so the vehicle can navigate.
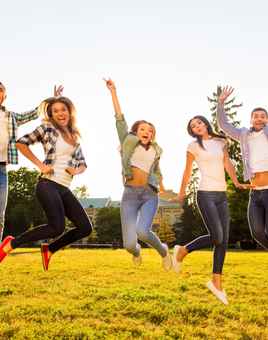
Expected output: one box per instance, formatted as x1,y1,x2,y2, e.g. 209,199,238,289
248,189,268,249
0,164,8,241
120,185,167,257
186,191,230,274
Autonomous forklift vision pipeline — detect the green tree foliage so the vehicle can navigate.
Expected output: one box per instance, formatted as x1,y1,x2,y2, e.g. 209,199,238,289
156,217,176,246
73,185,90,199
5,167,46,237
94,207,122,244
173,200,205,245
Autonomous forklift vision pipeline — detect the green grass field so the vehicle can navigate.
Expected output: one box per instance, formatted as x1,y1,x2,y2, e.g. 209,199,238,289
0,249,267,340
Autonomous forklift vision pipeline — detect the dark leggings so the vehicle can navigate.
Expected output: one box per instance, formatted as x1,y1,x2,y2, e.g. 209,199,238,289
185,191,230,274
11,179,92,253
248,189,268,249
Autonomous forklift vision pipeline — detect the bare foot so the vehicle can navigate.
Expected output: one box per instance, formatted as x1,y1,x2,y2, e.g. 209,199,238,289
212,274,223,291
176,246,188,262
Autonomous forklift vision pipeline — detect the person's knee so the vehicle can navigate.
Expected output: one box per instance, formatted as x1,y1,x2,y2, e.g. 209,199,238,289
50,223,65,238
137,229,150,242
211,234,224,247
124,240,137,253
80,222,93,237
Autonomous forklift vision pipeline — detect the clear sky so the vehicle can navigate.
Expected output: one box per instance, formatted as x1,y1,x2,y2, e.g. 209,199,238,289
2,1,268,199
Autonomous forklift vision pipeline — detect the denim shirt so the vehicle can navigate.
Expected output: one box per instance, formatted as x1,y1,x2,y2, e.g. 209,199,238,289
115,114,163,189
217,103,268,181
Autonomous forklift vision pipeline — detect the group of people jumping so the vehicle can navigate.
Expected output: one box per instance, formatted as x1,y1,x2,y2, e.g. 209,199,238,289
0,80,267,305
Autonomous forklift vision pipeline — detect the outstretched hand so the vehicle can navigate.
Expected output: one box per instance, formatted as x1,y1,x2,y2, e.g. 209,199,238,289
54,85,64,97
218,86,234,105
235,182,255,190
103,78,116,91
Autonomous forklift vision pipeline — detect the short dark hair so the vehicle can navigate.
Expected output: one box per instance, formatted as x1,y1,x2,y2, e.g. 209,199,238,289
0,82,6,90
251,107,268,117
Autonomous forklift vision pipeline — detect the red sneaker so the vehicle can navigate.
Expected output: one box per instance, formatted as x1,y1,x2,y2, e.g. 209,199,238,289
0,236,15,263
41,243,51,271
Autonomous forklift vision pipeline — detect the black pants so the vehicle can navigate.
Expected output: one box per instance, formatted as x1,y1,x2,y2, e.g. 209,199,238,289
11,179,92,253
185,191,230,274
248,189,268,249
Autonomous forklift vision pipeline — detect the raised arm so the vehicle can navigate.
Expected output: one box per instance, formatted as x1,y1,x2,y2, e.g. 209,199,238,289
223,147,253,189
178,151,195,203
217,86,243,141
104,78,128,144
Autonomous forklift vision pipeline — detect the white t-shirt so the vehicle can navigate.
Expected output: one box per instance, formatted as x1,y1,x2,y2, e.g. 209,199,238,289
130,144,156,173
248,130,268,174
43,134,75,187
187,138,227,191
0,109,9,162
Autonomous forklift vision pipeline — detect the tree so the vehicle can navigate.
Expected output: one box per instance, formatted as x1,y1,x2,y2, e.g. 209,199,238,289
73,185,90,199
156,217,176,246
5,167,46,237
94,207,122,244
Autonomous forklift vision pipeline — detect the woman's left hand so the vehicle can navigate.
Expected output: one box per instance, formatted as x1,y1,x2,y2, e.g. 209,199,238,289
235,182,255,190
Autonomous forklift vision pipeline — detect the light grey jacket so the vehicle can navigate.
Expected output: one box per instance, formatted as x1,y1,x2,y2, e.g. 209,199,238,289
217,103,268,181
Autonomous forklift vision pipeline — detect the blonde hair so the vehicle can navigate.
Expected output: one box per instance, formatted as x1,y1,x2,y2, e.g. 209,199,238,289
38,96,81,142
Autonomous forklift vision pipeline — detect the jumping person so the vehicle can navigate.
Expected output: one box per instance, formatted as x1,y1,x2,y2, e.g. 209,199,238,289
173,115,250,304
104,78,172,270
217,86,268,250
0,93,92,270
0,83,61,241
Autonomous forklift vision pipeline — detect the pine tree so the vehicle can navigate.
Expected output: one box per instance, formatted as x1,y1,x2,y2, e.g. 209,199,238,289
157,217,176,246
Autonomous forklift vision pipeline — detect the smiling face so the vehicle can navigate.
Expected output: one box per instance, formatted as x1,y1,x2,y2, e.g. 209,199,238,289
50,101,70,128
251,109,268,131
0,83,6,106
136,122,155,145
189,117,209,137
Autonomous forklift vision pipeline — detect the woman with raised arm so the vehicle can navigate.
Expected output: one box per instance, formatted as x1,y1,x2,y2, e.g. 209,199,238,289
173,115,250,305
217,87,268,250
0,90,92,270
104,78,172,270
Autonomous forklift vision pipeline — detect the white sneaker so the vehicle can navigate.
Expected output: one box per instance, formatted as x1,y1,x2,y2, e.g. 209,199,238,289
162,244,172,271
206,281,228,305
173,245,183,274
132,244,142,266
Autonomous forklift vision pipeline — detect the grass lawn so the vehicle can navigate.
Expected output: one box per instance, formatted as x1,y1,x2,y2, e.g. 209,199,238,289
0,248,267,339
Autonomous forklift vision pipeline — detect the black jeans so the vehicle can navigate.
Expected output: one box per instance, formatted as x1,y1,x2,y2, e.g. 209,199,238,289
11,179,92,253
248,189,268,249
185,191,230,274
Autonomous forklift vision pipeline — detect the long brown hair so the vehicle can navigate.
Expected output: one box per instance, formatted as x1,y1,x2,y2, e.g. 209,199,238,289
39,96,81,142
187,115,226,149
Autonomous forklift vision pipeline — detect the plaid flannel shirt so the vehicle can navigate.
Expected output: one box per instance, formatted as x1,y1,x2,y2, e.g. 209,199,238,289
0,106,39,164
17,122,87,168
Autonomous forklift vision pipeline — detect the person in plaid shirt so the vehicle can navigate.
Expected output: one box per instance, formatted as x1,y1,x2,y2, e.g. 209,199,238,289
0,82,61,241
0,93,92,271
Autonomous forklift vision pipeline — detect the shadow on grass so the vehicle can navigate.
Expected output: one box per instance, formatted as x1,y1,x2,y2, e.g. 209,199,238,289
9,250,40,256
